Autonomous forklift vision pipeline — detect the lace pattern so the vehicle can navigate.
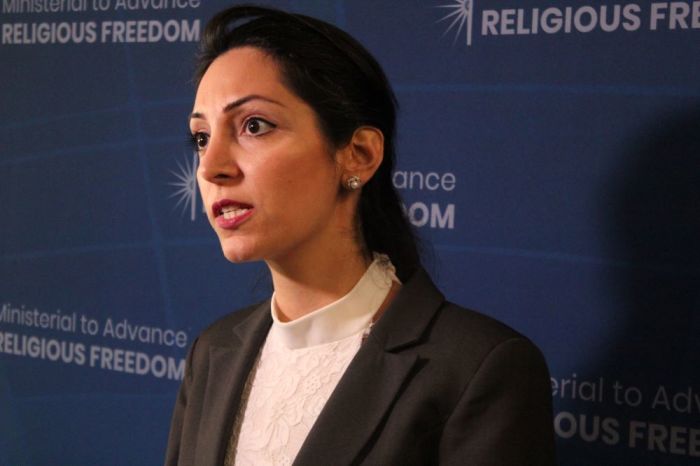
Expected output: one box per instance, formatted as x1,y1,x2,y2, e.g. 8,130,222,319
226,330,364,466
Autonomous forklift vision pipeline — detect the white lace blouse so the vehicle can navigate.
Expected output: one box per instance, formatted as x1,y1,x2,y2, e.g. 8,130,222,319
225,256,399,466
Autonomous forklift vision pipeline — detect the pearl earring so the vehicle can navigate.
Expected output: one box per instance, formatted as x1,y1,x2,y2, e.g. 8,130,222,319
346,175,361,190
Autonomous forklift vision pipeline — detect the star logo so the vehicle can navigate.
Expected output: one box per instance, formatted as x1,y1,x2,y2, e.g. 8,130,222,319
436,0,474,46
169,152,201,221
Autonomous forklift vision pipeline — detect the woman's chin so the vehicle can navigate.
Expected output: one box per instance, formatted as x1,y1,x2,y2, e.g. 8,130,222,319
221,249,255,263
218,241,261,264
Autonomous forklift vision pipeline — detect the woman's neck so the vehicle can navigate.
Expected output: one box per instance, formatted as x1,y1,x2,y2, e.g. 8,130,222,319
267,246,371,322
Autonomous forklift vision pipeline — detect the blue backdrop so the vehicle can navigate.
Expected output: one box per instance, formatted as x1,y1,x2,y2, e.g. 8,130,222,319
2,1,699,464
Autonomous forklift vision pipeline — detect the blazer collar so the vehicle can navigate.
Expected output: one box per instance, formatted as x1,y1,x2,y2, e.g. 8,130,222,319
293,267,446,465
196,300,272,466
369,266,445,351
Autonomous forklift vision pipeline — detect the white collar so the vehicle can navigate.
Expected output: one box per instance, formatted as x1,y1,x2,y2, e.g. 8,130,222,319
270,254,399,349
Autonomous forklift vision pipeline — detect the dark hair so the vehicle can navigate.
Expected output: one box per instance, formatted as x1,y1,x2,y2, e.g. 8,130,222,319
196,5,420,281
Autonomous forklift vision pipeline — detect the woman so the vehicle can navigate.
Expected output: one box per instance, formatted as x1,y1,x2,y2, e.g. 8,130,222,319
165,5,556,466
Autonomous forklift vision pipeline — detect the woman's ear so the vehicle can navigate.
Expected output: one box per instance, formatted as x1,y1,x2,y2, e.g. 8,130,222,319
336,126,384,188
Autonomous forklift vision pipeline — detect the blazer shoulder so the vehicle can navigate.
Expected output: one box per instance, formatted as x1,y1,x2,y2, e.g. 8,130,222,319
429,301,546,371
438,301,526,346
386,266,542,359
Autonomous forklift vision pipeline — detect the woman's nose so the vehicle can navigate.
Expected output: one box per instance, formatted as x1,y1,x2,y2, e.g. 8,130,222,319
197,135,241,184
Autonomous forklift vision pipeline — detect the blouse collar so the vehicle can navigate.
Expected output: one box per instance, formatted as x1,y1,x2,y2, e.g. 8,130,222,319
270,254,399,349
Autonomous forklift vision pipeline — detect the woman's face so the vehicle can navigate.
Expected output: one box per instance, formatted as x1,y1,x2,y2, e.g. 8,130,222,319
190,47,351,265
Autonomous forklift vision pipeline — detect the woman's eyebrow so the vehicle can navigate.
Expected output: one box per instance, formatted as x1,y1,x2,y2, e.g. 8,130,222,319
189,94,285,120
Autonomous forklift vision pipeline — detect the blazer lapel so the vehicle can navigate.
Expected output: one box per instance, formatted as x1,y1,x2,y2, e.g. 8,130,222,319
293,268,445,465
196,301,273,466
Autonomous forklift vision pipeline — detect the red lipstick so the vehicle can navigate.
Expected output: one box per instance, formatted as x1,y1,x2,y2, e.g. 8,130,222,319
212,199,254,230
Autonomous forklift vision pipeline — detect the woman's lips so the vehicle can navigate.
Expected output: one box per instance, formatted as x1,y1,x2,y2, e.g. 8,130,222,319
212,199,254,230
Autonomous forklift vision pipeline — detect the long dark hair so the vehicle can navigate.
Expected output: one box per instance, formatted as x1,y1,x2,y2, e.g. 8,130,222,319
196,5,420,281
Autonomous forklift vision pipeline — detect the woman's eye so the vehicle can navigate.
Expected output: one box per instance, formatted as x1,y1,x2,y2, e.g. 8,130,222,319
191,132,209,152
244,117,276,136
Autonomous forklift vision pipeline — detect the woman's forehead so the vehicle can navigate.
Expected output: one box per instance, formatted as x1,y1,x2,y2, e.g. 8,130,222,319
193,48,291,113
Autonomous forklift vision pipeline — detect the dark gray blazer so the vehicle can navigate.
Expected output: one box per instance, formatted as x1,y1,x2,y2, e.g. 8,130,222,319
164,268,556,465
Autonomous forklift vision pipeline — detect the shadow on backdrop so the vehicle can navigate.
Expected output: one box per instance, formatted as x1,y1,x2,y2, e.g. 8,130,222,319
559,106,700,465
